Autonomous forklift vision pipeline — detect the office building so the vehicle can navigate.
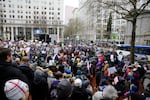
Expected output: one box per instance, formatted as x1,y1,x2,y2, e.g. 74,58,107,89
0,0,64,42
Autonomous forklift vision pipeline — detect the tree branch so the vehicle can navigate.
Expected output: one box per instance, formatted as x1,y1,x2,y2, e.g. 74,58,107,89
138,0,150,14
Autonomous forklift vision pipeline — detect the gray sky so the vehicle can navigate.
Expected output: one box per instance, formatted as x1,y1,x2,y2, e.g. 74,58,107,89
64,0,79,7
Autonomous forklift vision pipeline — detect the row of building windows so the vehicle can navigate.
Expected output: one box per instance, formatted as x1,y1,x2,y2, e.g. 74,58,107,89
1,14,61,20
0,3,61,11
0,0,61,5
0,19,62,25
1,10,60,15
1,10,61,16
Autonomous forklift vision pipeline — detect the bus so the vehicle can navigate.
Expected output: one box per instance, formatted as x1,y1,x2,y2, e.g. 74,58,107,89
116,44,150,61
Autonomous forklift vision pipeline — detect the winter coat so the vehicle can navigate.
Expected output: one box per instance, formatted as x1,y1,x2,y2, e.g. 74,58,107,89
0,61,29,100
143,73,150,90
19,64,34,95
71,86,88,100
32,69,49,100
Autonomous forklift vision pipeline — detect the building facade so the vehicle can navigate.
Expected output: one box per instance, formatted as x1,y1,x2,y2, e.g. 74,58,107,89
65,5,74,25
125,11,150,45
73,0,150,44
0,0,64,42
73,0,126,42
124,0,150,45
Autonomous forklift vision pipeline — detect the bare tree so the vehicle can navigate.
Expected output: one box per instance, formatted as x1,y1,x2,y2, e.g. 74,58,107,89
97,0,150,63
64,18,83,39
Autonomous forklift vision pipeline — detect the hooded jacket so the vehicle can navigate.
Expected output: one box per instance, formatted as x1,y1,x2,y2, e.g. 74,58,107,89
57,80,72,100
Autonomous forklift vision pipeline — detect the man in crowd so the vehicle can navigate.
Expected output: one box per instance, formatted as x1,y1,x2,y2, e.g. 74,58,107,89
0,47,31,100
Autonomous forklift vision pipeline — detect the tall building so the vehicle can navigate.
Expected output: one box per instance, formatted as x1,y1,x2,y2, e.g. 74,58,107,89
0,0,64,42
72,0,126,41
125,0,150,45
65,5,74,25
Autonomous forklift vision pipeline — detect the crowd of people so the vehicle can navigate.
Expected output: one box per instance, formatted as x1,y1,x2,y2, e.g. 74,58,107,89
0,39,150,100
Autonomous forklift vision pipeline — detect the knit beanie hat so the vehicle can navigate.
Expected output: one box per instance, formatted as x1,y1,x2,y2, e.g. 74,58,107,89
4,79,29,100
92,91,103,100
74,78,82,88
103,85,118,100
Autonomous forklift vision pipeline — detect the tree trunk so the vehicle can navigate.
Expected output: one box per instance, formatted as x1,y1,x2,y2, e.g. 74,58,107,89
130,18,137,64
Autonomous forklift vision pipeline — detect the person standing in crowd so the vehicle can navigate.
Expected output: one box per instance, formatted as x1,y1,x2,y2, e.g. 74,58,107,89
32,68,49,100
0,47,31,100
19,56,34,99
57,79,72,100
117,51,124,62
0,39,3,47
71,78,88,100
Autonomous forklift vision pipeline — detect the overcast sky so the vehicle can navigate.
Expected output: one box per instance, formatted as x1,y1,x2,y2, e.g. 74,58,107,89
64,0,79,7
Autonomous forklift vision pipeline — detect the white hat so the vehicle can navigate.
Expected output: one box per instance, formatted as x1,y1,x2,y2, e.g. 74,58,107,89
74,78,82,88
103,85,118,100
92,91,103,100
4,79,29,100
